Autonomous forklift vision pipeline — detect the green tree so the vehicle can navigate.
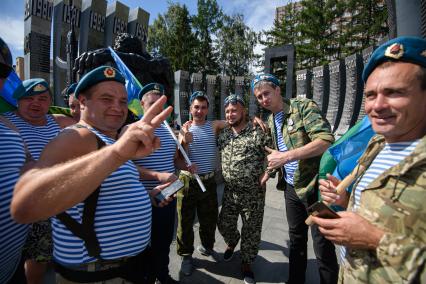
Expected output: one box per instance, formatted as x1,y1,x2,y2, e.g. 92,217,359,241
147,3,197,73
343,0,388,55
215,14,258,76
192,0,223,74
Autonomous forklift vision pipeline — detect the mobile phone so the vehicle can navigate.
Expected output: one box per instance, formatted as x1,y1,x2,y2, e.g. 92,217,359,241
154,179,185,201
307,201,340,219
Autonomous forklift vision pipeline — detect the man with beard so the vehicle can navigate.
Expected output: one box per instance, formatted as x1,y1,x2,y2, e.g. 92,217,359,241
217,94,272,284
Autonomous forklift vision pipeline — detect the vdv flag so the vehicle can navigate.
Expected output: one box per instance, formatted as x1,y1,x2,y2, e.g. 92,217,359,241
329,116,375,182
0,70,21,113
108,47,144,118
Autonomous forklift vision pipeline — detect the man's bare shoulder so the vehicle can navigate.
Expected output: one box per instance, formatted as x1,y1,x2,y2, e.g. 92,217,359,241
37,127,99,167
52,114,77,128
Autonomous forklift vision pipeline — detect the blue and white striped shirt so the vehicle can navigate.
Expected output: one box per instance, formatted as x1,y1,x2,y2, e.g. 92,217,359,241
274,112,298,185
133,124,177,190
339,139,419,263
0,122,29,283
3,112,61,160
189,121,217,174
51,128,152,265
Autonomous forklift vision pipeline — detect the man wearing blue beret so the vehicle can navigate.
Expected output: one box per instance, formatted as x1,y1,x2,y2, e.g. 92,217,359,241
312,36,426,283
133,82,193,284
65,83,80,121
3,77,74,283
11,66,173,284
252,73,338,284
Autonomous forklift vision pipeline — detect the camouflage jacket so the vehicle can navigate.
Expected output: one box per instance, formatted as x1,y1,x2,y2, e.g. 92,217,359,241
268,98,334,200
217,122,272,190
340,134,426,284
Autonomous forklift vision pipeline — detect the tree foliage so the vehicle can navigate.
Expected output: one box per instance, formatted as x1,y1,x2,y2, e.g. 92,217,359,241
263,0,388,69
147,3,197,73
147,0,259,76
215,14,258,76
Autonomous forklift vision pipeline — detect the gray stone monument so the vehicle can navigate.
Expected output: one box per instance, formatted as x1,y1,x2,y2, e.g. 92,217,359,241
174,70,190,126
234,76,245,97
219,75,230,119
264,45,295,99
326,60,345,132
104,1,129,47
127,8,149,52
52,0,81,105
191,73,203,92
79,0,106,53
296,69,312,99
312,65,329,115
24,0,53,81
357,46,375,123
206,75,217,120
335,54,363,136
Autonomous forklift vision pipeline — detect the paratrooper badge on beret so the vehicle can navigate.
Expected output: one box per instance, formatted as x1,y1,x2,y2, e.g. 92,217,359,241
104,67,116,78
385,43,404,59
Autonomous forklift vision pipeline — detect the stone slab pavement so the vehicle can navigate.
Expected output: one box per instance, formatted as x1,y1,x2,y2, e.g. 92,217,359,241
167,177,321,284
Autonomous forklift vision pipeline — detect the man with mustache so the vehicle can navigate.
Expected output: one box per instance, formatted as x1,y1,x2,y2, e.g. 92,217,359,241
312,36,426,283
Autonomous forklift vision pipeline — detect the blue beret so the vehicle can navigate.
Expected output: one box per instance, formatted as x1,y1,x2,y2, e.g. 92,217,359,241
251,73,280,91
0,37,13,78
66,83,77,96
13,78,50,100
189,91,209,105
138,83,164,100
224,94,245,107
74,66,125,98
362,36,426,83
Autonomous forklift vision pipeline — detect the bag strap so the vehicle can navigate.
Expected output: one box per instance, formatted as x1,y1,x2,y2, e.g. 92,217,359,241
56,124,106,259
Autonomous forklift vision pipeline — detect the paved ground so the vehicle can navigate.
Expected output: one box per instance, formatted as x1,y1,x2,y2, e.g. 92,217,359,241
168,177,320,284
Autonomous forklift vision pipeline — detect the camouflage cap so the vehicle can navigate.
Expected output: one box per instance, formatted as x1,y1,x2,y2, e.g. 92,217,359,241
189,91,209,105
13,78,50,100
74,66,126,98
0,37,13,78
251,73,280,91
362,36,426,83
138,82,164,100
224,94,245,107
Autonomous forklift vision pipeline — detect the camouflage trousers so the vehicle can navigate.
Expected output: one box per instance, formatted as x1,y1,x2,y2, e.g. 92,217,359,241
176,174,218,256
218,184,265,264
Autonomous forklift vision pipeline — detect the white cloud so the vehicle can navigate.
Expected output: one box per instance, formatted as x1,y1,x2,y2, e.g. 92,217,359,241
0,16,25,58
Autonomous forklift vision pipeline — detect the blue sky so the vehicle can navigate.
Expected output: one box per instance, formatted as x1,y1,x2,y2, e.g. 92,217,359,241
0,0,287,63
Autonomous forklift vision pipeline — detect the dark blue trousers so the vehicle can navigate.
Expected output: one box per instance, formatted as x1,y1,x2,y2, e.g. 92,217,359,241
150,199,177,282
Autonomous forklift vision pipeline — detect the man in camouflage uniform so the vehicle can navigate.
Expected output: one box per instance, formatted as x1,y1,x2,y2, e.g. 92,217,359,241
252,73,338,284
217,94,272,284
312,36,426,284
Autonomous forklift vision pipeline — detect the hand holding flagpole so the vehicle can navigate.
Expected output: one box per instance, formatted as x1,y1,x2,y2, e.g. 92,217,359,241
162,122,206,192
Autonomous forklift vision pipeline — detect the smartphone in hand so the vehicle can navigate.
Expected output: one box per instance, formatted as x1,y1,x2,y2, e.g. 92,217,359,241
307,201,340,219
154,179,185,201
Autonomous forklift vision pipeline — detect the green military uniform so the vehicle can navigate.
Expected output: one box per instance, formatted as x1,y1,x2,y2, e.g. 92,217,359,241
339,135,426,283
217,122,272,264
268,97,335,200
